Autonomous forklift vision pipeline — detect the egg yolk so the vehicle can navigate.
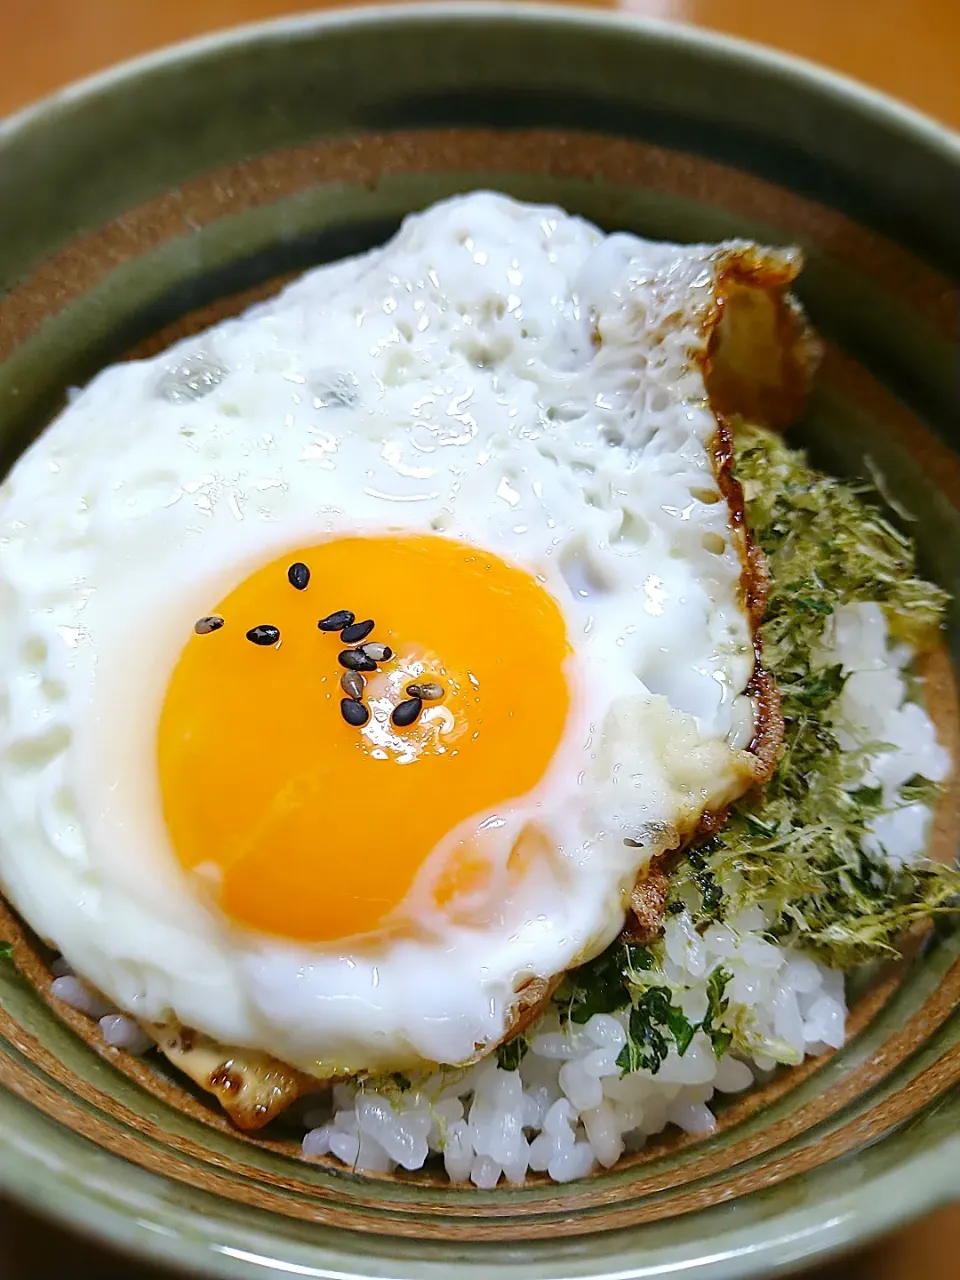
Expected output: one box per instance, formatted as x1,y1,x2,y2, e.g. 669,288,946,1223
157,535,571,943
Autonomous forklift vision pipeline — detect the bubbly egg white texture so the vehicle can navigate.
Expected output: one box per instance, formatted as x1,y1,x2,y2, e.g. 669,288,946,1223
0,193,765,1076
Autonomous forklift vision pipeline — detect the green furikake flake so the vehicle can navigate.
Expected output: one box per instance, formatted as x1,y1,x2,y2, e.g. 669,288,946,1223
701,966,734,1059
560,942,654,1025
615,987,694,1074
495,1036,529,1072
558,945,733,1076
559,419,959,1066
0,942,12,960
668,421,959,969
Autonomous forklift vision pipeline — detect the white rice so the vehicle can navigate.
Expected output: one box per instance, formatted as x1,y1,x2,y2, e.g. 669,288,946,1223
299,602,949,1185
822,601,950,864
296,906,846,1185
50,966,152,1052
49,601,948,1186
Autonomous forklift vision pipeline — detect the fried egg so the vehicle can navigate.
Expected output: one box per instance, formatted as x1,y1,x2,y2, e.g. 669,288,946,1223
0,193,807,1078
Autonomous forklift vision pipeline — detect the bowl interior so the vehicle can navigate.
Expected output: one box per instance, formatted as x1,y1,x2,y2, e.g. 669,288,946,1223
1,8,960,1279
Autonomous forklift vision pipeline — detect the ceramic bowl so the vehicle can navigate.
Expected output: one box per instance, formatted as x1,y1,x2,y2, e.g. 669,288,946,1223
1,6,960,1277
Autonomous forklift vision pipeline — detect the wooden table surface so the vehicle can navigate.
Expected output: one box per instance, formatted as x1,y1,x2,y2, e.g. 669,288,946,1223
2,1,959,1276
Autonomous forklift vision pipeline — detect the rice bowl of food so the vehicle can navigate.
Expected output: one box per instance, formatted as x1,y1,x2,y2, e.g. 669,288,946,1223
1,6,960,1277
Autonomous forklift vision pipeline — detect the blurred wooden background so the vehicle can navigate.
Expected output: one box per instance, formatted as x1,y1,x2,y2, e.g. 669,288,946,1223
4,0,960,126
1,1,959,1276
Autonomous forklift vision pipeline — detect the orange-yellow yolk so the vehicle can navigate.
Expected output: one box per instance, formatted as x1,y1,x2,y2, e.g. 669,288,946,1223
158,535,571,943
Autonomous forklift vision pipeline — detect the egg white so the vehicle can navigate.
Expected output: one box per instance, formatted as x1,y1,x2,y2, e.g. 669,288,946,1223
0,193,765,1075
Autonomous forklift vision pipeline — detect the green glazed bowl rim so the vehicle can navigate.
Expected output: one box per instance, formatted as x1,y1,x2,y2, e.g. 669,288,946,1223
2,5,960,1277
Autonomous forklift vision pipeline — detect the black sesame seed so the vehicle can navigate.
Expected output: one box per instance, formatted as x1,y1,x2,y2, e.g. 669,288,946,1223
246,625,280,646
340,670,365,699
340,698,370,727
194,615,224,635
360,642,392,663
406,681,443,701
339,648,377,671
340,618,375,644
287,562,310,590
318,609,355,632
391,697,423,728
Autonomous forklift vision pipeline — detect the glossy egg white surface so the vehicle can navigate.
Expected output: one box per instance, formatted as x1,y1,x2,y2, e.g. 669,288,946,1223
0,193,763,1076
